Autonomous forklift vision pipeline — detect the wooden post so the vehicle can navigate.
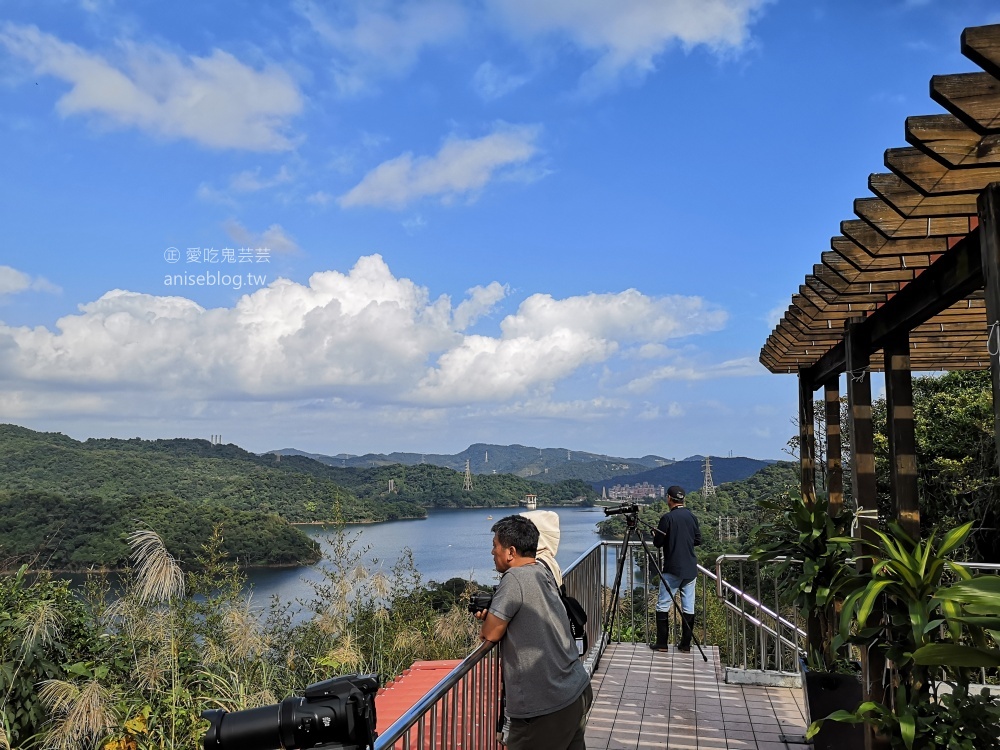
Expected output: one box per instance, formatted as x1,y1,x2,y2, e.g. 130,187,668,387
845,321,877,518
825,377,843,515
799,370,817,506
846,320,889,750
883,333,919,541
978,182,1000,476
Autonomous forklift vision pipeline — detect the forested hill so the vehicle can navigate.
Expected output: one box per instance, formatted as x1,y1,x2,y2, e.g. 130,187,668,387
274,442,674,484
0,425,598,571
593,456,774,493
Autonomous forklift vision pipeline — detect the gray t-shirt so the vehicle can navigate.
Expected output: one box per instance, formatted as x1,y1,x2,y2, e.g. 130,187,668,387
489,562,590,719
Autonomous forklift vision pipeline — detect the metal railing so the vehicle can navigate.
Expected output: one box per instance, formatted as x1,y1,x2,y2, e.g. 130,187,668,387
373,541,606,749
714,555,806,675
372,540,818,748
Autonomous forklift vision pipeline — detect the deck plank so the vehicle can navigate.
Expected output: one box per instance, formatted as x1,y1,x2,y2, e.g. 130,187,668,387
586,643,808,750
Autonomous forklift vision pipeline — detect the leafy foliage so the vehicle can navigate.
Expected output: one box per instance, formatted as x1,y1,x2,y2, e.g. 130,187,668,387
825,521,1000,749
0,527,482,749
749,493,862,670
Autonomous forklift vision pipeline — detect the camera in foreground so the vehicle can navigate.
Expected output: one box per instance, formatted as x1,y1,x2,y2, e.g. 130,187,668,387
467,589,495,614
201,673,379,750
602,503,639,517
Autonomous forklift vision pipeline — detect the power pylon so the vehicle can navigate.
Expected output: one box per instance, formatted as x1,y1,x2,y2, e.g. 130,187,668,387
702,456,716,497
463,459,473,491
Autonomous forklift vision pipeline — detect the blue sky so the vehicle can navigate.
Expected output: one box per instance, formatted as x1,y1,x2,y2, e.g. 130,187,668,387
1,0,996,461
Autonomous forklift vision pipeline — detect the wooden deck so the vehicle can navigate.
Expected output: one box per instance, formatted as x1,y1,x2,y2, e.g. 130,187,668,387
586,643,809,750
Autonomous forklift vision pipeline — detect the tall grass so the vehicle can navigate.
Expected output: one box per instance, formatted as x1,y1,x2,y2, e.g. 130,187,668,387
0,525,481,749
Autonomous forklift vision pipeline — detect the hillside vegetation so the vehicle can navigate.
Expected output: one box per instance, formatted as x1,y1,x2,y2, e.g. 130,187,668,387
0,425,598,570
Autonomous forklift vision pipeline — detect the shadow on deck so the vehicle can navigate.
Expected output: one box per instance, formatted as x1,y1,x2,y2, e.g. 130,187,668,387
586,643,809,750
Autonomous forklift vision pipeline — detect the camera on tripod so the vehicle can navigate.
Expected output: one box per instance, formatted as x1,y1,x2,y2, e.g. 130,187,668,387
602,502,639,517
201,673,379,750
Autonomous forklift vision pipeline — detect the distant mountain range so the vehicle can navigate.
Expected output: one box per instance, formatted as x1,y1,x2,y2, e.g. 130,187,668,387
592,456,776,494
271,444,776,486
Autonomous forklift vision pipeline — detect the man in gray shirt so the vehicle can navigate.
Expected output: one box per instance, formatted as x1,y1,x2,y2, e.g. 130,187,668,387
476,515,592,749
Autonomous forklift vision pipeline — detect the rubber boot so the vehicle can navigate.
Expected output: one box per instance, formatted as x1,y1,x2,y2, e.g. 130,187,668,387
649,612,670,651
677,613,695,653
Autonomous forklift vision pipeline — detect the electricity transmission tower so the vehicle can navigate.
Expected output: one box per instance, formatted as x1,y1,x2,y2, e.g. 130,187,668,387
463,459,473,491
702,456,716,497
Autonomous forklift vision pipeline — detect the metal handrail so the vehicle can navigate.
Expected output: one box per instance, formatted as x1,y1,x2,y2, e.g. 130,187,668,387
373,540,606,749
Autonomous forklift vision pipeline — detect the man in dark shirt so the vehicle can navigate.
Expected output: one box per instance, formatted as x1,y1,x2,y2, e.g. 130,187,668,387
650,485,702,652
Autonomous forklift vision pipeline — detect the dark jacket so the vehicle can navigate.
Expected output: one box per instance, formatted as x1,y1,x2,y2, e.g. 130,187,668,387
653,505,702,581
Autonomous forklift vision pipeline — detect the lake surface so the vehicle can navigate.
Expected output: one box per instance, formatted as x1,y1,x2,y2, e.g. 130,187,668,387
245,506,607,612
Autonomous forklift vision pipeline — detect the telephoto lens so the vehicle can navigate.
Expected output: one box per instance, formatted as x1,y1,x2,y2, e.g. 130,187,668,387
201,674,379,750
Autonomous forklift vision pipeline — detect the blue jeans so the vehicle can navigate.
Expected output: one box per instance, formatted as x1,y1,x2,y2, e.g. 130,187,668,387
656,572,695,615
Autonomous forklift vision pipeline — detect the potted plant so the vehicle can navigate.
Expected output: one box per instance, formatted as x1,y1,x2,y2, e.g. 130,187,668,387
749,492,867,750
817,520,1000,750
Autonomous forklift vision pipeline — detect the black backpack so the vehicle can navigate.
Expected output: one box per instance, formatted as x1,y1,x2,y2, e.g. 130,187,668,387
559,583,589,655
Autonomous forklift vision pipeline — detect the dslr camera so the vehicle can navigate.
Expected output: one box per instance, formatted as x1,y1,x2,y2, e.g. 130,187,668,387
602,503,639,517
467,588,495,614
201,673,379,750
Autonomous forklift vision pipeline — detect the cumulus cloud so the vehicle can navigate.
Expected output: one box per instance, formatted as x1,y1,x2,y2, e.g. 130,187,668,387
489,0,769,94
229,166,293,193
0,256,728,414
416,289,728,403
0,265,60,297
339,123,542,209
0,23,303,150
223,220,300,255
297,0,467,95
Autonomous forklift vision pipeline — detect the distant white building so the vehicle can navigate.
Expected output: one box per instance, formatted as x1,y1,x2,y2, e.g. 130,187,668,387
606,482,665,501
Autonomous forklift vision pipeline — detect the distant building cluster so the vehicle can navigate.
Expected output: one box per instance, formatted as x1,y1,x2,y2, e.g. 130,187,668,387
604,482,665,501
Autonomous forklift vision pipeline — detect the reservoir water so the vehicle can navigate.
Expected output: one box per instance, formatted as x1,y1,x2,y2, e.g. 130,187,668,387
245,505,607,611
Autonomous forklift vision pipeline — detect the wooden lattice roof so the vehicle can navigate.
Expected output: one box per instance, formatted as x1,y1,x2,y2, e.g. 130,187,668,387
761,24,1000,375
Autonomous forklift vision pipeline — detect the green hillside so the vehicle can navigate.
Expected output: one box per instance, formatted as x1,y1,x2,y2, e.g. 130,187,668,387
0,425,599,571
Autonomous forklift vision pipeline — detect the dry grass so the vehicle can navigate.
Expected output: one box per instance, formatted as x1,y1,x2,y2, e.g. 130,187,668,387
39,679,116,750
15,598,64,655
128,529,185,604
0,723,10,750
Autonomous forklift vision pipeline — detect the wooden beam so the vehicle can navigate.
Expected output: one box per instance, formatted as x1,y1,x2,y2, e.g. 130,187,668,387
799,371,817,506
906,114,1000,168
884,334,920,541
800,231,983,383
930,72,1000,134
870,172,979,217
886,146,1000,195
962,25,1000,82
854,197,973,240
977,181,1000,476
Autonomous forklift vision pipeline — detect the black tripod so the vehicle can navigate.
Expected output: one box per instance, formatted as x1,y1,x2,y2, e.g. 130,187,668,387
602,509,707,662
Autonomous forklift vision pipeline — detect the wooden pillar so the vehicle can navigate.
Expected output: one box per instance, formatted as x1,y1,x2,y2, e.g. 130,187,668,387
845,321,877,518
798,370,817,506
978,182,1000,476
824,377,843,514
846,320,889,750
884,333,919,541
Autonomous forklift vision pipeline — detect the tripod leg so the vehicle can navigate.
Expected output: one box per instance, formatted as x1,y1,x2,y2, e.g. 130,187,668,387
603,525,632,644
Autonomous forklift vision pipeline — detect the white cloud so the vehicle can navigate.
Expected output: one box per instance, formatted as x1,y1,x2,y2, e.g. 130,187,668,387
307,191,334,206
0,265,60,297
297,0,468,95
489,0,770,94
472,61,530,101
339,123,543,209
625,355,763,392
0,23,303,151
230,166,293,193
223,220,300,255
416,289,727,403
0,257,728,416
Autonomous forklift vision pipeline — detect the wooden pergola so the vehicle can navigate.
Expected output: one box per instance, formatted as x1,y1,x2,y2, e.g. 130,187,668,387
759,23,1000,750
